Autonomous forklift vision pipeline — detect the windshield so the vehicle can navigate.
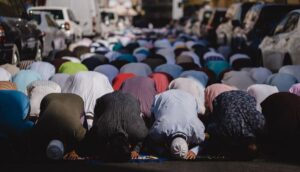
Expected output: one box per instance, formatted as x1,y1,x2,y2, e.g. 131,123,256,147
29,9,64,20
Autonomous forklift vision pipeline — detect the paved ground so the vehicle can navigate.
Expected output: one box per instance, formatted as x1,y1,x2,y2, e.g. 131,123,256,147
2,160,300,172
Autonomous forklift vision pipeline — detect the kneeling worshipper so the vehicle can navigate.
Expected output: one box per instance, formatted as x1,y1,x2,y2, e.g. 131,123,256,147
30,93,86,160
206,90,265,160
261,92,300,160
120,76,157,127
0,90,34,161
148,90,206,160
62,71,113,129
78,91,148,162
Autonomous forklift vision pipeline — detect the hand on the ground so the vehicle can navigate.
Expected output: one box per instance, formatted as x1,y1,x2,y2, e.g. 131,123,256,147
185,151,196,160
63,150,80,160
131,151,139,159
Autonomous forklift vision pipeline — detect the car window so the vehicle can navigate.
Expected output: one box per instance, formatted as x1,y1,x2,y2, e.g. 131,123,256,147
45,14,58,27
29,9,64,20
0,0,24,18
274,13,300,35
30,13,41,25
243,4,263,29
67,9,77,22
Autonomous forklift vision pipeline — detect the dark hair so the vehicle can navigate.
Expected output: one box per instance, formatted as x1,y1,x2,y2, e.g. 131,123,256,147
106,133,131,162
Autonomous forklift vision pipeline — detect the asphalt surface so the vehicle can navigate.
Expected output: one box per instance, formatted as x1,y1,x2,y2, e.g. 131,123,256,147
2,160,300,172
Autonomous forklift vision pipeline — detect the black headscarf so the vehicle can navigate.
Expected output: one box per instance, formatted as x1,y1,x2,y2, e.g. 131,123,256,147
80,91,148,162
261,92,300,158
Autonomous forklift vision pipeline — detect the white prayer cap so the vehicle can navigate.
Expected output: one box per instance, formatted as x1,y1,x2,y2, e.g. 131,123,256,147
46,140,64,160
170,137,188,159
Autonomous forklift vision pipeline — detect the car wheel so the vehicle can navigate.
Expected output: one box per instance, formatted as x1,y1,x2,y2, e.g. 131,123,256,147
11,44,20,65
283,54,292,66
35,40,43,61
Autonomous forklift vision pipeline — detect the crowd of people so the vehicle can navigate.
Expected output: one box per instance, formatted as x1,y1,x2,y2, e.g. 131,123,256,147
0,24,300,162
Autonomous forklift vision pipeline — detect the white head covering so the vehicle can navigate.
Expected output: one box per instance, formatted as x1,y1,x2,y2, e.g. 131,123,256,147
229,53,250,65
222,71,256,90
28,62,56,80
156,48,176,64
50,73,70,90
63,72,113,129
46,140,64,160
154,39,171,49
0,67,12,81
169,77,206,114
247,84,279,112
245,67,272,84
68,38,92,52
170,137,188,159
279,65,300,82
203,52,225,61
120,63,152,77
180,51,201,67
94,64,119,84
27,80,61,117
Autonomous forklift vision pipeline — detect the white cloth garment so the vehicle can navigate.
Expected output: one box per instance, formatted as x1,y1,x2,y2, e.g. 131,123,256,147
27,80,61,117
247,84,279,112
169,77,206,114
222,71,256,90
170,137,189,159
28,61,56,80
94,64,119,84
120,63,152,77
63,72,113,129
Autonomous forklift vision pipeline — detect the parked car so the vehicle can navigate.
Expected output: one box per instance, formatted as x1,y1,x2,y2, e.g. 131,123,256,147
28,6,82,44
216,2,255,46
232,3,300,65
0,0,43,65
45,0,101,37
260,10,300,71
29,11,67,57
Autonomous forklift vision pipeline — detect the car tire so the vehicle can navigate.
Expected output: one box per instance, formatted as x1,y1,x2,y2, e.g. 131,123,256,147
11,44,20,65
283,54,292,66
35,40,43,61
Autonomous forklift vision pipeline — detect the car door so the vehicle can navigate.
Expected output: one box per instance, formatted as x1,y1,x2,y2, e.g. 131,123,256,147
45,14,66,50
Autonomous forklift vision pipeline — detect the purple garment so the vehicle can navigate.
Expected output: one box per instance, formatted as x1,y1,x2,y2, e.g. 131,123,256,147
120,76,157,118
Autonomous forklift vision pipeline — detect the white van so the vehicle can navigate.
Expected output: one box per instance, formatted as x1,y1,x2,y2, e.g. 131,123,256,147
28,6,82,43
45,0,101,37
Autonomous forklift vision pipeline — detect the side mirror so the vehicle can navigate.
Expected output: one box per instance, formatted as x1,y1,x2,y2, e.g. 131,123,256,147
232,20,241,28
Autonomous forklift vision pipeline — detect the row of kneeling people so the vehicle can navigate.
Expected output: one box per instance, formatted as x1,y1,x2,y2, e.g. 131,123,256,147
0,82,300,162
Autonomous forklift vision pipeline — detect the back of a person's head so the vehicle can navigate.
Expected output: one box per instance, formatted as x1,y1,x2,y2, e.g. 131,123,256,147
107,133,131,162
